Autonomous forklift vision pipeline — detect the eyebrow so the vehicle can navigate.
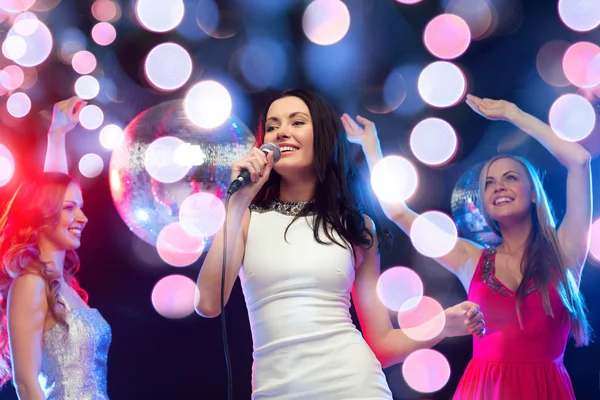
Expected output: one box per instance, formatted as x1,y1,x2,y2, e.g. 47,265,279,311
486,170,520,179
265,112,310,123
64,200,83,207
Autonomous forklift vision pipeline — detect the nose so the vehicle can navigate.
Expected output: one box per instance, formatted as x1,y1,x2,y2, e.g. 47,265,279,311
276,128,291,141
76,209,88,225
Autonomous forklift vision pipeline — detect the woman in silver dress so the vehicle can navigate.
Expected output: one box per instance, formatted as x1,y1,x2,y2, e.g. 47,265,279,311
0,97,111,399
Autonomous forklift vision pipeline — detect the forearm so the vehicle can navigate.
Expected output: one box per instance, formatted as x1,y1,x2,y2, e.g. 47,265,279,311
360,137,383,172
374,328,446,368
43,129,68,174
508,108,591,168
14,380,45,400
195,198,248,317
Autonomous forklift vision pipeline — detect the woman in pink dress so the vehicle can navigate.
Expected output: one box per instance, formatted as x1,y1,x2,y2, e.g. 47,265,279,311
344,94,592,399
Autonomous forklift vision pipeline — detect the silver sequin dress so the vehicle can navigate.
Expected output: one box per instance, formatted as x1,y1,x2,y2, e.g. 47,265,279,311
39,297,112,399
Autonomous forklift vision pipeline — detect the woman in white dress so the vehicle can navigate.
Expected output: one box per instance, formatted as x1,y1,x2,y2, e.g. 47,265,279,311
196,89,486,399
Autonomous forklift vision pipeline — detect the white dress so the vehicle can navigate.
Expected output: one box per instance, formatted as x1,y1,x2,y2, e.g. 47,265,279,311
240,199,392,400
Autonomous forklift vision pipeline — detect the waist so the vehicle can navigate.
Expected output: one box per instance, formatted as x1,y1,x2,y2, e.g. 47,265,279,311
246,291,355,351
473,332,567,363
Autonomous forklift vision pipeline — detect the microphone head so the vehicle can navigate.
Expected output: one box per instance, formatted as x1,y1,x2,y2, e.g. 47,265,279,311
260,142,282,164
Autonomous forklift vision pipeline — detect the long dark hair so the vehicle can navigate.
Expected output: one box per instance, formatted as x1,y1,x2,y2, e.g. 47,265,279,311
479,155,591,346
252,89,389,254
0,172,88,385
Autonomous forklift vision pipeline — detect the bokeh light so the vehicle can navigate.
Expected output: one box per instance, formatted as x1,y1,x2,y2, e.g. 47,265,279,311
371,156,419,203
302,0,351,46
179,192,226,238
402,349,451,393
410,211,458,258
99,124,124,150
376,267,423,312
2,36,26,60
423,14,471,60
562,41,600,88
72,50,97,75
397,296,445,341
92,0,118,22
558,0,600,32
144,136,191,184
0,143,15,187
7,19,53,67
79,105,104,130
156,222,205,267
151,274,197,319
549,94,595,142
0,0,35,13
445,0,494,40
75,75,100,100
0,65,24,90
418,61,466,108
410,118,458,166
536,40,571,87
136,0,184,33
144,42,192,91
396,0,423,4
184,80,232,129
79,153,104,178
6,92,30,118
589,218,600,262
91,22,117,46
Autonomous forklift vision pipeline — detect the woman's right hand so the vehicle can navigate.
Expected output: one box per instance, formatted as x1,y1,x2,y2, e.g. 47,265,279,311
229,147,274,204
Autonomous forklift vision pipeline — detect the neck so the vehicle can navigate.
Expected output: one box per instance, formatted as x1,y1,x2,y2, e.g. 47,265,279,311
497,217,533,255
37,240,66,279
278,174,317,203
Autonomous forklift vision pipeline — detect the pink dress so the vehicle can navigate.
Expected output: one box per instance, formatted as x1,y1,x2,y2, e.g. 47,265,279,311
453,248,575,400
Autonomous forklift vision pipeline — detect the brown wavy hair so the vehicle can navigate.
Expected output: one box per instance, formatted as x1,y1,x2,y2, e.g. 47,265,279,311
479,155,591,347
0,172,88,386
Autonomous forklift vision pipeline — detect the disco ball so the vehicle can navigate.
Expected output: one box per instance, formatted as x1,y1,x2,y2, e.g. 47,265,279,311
109,99,256,246
450,162,502,246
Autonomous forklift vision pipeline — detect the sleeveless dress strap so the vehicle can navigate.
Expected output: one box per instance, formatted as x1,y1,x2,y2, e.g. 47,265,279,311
59,295,72,312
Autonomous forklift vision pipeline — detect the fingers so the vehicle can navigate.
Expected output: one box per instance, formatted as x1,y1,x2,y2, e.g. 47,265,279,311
467,321,486,338
233,147,268,183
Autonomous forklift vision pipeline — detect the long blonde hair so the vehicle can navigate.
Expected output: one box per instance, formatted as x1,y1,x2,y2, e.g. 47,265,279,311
0,173,88,385
478,155,591,346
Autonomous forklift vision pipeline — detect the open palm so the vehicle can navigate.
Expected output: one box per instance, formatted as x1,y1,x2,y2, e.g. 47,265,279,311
466,94,518,122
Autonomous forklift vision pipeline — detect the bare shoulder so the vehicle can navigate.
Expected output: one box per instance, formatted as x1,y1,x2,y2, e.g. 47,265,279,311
8,273,47,309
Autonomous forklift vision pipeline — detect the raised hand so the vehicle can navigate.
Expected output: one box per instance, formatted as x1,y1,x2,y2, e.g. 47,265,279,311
465,94,519,122
341,113,380,148
443,301,486,339
49,96,87,135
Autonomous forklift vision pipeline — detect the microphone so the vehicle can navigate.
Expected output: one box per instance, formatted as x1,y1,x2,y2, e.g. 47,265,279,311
227,142,281,195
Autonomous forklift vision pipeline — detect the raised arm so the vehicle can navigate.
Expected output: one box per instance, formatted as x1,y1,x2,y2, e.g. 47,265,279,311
43,97,86,174
7,274,48,400
195,148,274,318
466,95,592,279
342,114,483,290
351,218,484,368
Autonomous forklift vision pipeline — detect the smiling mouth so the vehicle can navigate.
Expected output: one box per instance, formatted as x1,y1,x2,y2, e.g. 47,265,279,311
279,146,298,154
68,228,82,238
494,197,514,205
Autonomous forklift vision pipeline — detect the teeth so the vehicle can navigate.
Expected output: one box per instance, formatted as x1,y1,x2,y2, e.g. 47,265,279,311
280,146,297,152
494,197,513,205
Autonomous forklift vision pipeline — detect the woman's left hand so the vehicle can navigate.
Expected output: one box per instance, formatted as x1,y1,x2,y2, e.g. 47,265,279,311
466,94,519,122
443,301,486,339
49,96,87,135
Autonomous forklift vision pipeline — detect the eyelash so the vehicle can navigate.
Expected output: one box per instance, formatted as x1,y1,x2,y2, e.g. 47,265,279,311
266,121,305,132
485,175,517,187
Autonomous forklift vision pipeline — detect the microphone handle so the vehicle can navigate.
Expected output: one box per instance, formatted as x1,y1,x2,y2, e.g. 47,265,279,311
227,169,251,196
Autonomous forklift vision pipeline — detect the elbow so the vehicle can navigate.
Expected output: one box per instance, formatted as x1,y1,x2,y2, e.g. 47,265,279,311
568,149,591,169
14,379,43,399
194,298,221,319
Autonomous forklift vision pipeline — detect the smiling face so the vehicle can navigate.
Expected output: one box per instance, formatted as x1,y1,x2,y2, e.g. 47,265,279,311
38,182,88,252
263,96,315,177
483,157,535,226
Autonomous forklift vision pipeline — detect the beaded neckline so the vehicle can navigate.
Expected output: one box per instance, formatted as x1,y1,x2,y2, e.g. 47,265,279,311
481,247,538,296
250,198,316,216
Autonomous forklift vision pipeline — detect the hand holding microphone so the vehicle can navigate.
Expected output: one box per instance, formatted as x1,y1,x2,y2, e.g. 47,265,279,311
227,142,281,197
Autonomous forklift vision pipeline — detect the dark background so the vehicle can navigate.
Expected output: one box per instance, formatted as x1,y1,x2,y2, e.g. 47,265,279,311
0,0,599,398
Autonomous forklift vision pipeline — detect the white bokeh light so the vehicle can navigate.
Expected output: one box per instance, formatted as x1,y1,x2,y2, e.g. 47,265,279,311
136,0,184,33
302,0,351,46
79,153,104,178
75,75,100,100
184,81,232,129
558,0,600,32
79,105,104,130
99,124,124,150
7,19,53,67
410,211,458,258
371,156,419,203
7,92,30,118
418,61,466,108
2,36,26,60
144,42,192,91
410,118,458,166
549,94,595,142
144,136,191,183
